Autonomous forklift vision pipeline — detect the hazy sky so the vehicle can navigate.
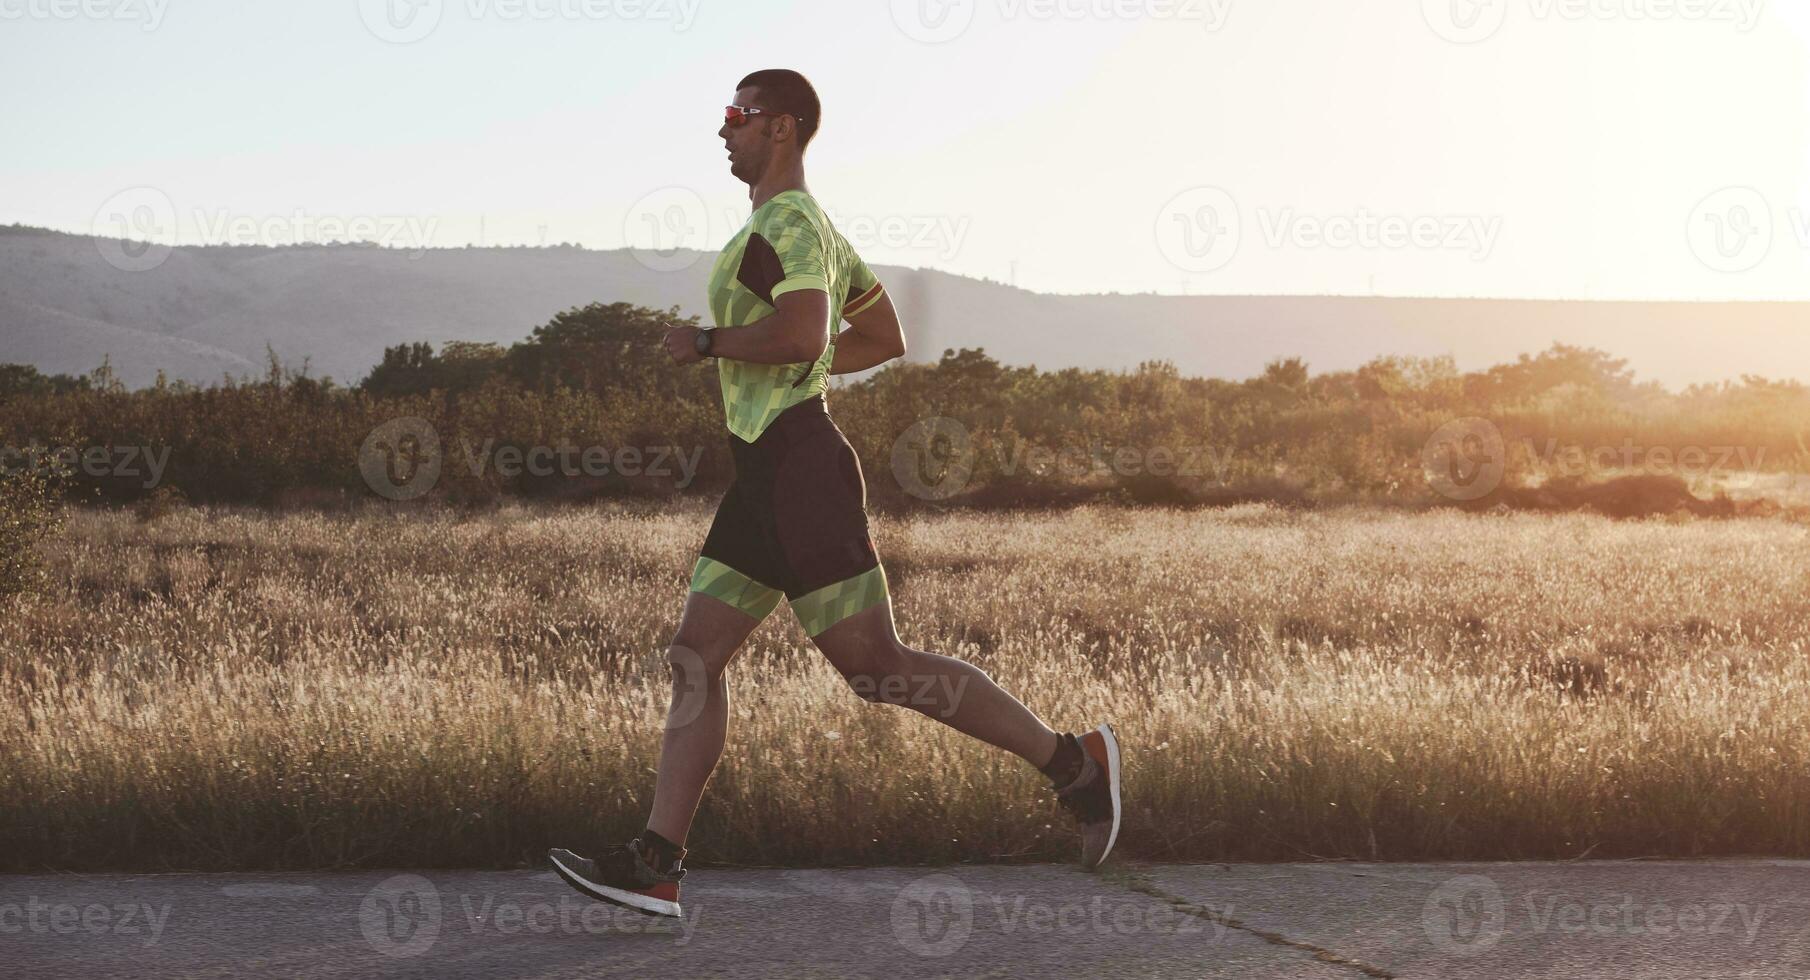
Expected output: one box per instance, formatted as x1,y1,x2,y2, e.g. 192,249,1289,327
3,0,1807,299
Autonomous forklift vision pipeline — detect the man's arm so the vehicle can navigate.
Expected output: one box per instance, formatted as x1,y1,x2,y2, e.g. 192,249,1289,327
828,289,906,375
662,290,829,366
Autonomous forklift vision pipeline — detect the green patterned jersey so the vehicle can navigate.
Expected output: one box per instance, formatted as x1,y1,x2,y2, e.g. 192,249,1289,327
705,189,886,442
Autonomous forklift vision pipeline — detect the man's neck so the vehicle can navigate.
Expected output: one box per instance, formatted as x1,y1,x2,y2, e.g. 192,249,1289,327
749,161,808,210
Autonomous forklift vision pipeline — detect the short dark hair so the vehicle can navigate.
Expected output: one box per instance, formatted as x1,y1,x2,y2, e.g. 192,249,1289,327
737,69,820,148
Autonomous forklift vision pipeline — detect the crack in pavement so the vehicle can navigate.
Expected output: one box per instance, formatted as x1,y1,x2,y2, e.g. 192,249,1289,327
1101,867,1397,979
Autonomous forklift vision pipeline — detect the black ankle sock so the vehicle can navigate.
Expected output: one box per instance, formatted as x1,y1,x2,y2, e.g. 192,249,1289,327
1039,733,1084,788
639,829,685,872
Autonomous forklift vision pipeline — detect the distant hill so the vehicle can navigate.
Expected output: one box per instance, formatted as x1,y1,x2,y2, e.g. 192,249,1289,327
2,225,1805,389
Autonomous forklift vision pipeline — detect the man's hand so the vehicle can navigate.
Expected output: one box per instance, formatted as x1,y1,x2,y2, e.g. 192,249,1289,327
663,323,706,365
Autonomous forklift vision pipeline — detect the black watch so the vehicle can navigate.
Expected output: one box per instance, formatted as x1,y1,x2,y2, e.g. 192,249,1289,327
694,329,715,357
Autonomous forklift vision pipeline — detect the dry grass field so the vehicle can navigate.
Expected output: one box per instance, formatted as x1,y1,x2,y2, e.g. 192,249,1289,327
4,502,1810,871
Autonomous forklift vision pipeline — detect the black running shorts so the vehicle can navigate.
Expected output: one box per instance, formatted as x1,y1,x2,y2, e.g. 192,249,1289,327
689,396,889,636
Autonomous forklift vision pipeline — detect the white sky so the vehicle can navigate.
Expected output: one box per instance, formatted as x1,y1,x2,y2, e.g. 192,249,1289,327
3,0,1807,299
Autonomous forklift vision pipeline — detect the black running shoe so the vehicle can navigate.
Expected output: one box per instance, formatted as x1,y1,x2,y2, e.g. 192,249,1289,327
548,841,684,918
1055,723,1123,870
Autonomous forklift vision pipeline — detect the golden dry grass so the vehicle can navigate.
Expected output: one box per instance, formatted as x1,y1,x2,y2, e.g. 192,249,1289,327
4,502,1809,871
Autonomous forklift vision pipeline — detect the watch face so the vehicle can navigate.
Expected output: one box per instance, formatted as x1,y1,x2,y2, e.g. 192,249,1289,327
695,330,712,355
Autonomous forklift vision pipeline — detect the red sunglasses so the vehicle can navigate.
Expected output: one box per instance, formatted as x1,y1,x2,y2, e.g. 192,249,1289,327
724,104,806,128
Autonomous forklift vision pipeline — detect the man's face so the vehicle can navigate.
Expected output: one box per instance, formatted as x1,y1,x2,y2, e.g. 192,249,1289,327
719,85,773,184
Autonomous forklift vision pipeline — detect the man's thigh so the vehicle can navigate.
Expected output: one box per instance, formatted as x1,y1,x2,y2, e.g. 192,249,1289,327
671,589,765,678
807,600,899,667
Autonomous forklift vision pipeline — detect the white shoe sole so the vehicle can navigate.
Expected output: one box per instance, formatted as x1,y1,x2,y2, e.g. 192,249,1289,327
1094,722,1123,869
548,852,682,918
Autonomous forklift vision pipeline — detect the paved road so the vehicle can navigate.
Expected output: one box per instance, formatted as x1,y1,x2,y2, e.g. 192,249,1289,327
4,861,1808,978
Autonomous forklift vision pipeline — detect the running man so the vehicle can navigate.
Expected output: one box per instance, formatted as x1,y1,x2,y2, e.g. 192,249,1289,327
549,69,1121,919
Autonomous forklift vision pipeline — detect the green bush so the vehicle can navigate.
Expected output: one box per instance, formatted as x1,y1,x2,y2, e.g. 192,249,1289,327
2,303,1807,513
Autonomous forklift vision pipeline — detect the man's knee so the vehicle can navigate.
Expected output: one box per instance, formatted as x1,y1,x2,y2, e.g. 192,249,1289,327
835,642,917,705
667,629,734,686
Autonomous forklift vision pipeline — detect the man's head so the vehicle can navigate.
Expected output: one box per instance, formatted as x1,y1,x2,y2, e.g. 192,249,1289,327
720,69,820,185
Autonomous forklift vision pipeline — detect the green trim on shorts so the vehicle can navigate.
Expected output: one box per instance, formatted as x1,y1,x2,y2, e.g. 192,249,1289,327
791,564,890,638
689,557,783,622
